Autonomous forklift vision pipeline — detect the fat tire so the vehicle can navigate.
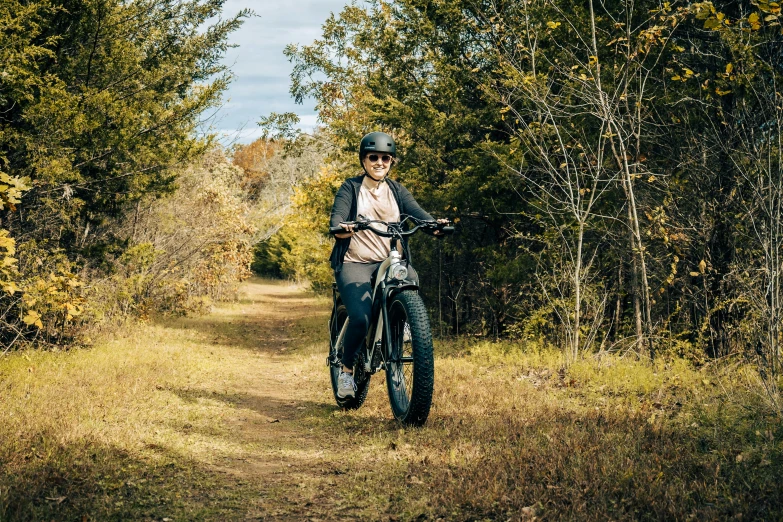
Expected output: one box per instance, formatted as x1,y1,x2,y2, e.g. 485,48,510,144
329,304,370,410
385,290,434,426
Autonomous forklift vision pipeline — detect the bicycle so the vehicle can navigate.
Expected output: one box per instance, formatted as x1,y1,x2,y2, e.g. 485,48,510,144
327,215,453,426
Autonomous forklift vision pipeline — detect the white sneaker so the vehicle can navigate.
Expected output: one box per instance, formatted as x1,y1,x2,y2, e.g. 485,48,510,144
337,371,356,399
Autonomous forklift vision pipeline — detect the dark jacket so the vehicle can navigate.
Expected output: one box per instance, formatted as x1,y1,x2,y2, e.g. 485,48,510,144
329,174,434,273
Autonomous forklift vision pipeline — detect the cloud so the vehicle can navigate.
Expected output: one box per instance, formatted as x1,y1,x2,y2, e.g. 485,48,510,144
298,114,319,128
211,0,354,144
214,113,320,146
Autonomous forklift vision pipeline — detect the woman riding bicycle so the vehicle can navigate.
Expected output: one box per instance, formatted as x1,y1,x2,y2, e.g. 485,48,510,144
330,131,444,399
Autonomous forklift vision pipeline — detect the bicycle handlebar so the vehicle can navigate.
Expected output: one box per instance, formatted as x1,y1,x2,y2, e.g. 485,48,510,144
329,216,454,238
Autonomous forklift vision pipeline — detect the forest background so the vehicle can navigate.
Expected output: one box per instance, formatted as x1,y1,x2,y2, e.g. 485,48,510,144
2,0,783,402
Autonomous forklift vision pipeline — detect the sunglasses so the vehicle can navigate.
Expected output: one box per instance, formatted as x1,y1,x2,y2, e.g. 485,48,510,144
366,154,393,164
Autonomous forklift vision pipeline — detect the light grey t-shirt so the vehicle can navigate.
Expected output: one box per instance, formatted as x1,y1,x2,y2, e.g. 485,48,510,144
344,178,400,263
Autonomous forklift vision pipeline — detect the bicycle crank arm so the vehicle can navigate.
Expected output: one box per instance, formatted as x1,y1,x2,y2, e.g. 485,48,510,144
326,353,342,367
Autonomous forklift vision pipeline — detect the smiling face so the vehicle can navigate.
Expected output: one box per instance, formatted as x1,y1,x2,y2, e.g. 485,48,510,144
362,153,393,181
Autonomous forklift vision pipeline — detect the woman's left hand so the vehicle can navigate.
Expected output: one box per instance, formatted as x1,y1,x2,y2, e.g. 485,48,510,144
433,218,450,235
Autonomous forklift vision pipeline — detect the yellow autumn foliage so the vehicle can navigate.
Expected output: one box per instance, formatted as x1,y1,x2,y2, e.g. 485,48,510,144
275,164,345,291
86,147,257,321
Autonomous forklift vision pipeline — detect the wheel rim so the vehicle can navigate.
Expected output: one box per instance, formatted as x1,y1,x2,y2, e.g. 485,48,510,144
388,300,413,414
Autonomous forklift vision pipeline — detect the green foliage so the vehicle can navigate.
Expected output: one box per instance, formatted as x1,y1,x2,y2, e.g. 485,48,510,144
0,0,246,349
2,0,247,239
284,0,783,375
287,0,528,330
251,235,288,279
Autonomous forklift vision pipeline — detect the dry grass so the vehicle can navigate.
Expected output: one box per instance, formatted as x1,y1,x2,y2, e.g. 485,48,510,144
0,278,781,521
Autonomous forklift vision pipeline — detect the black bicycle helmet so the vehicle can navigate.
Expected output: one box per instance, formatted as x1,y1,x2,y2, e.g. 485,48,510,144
359,132,396,163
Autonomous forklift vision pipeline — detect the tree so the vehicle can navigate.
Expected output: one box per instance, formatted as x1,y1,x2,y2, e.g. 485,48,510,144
287,0,783,378
2,0,247,256
0,0,247,348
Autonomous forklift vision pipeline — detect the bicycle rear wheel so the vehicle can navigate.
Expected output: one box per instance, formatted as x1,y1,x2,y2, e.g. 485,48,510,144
329,304,370,409
385,290,434,426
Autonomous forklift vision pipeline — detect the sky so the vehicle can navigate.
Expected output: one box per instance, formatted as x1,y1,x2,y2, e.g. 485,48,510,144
209,0,353,145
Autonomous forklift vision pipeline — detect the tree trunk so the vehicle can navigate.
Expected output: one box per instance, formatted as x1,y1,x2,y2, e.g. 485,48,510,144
614,259,623,343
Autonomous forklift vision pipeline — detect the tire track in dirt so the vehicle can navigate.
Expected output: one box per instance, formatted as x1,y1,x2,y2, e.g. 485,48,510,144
180,279,351,520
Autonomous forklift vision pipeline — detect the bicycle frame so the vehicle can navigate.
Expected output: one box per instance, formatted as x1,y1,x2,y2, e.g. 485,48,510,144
329,245,418,375
326,215,452,422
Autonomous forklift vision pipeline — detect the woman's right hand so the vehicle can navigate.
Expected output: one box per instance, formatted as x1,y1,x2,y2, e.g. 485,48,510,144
334,223,355,239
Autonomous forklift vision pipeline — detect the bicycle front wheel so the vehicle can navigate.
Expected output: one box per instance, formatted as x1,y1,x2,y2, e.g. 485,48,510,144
385,290,434,426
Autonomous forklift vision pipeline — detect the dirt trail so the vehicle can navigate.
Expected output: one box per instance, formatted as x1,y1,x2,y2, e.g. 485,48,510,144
158,279,448,521
4,278,424,521
180,279,343,520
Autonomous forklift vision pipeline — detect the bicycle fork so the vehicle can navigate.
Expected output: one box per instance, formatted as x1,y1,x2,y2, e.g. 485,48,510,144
327,319,347,368
326,315,385,373
364,314,384,373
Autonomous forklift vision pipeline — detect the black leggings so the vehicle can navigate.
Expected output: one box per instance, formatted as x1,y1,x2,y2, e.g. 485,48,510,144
335,261,418,369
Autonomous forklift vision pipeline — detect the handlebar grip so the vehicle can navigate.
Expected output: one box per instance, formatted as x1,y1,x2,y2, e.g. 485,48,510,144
329,226,346,235
440,226,455,234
